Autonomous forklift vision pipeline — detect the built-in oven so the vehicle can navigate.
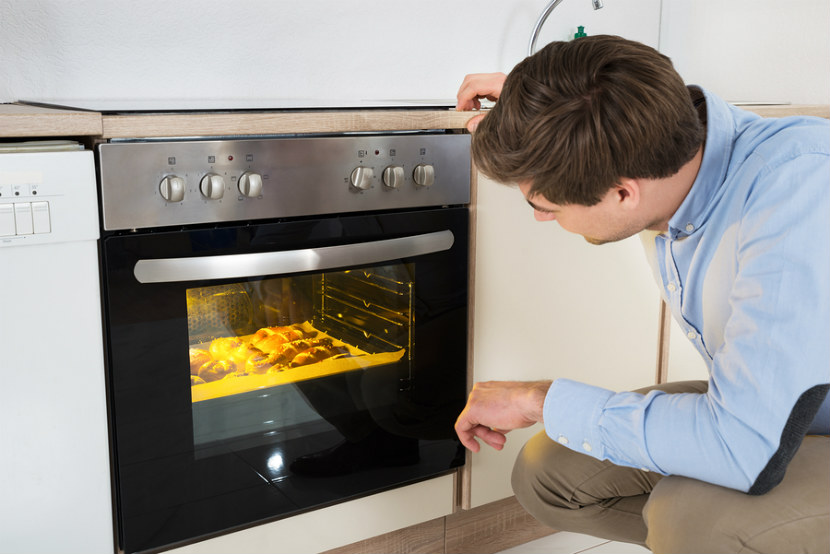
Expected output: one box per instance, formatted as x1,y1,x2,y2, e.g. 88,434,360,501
97,132,470,553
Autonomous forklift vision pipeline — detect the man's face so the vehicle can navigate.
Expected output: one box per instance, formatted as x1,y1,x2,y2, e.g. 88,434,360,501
517,181,645,245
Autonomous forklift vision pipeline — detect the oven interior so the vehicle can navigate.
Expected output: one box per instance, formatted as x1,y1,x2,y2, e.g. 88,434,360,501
188,262,416,447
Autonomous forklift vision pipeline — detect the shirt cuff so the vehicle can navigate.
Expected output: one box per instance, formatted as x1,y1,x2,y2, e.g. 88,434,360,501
543,378,614,460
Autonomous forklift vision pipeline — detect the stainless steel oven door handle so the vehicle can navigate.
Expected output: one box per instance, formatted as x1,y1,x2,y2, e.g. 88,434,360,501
133,230,455,284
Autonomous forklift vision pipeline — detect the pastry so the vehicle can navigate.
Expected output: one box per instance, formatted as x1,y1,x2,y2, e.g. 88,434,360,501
197,359,236,382
245,352,274,374
268,337,333,367
230,342,263,367
255,329,306,353
189,348,211,375
208,336,244,360
251,325,294,344
289,344,350,368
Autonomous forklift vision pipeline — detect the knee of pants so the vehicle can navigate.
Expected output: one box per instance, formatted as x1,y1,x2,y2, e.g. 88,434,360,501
512,429,595,513
512,430,562,512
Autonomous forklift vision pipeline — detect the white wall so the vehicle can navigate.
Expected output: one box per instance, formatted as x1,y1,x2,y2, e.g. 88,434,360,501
0,0,658,104
660,0,830,104
1,1,826,104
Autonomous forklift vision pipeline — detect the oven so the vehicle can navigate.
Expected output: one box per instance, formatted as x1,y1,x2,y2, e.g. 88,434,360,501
97,132,470,553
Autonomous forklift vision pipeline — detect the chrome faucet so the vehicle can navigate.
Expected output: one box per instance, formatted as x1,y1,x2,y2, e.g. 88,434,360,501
528,0,604,56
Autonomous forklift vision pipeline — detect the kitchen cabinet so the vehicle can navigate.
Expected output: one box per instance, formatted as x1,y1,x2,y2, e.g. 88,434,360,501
468,173,662,507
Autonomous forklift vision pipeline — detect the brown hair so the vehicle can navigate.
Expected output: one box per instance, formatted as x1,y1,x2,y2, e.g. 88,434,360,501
471,35,705,206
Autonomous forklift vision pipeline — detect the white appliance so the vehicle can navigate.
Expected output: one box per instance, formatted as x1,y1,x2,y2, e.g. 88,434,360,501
0,144,113,554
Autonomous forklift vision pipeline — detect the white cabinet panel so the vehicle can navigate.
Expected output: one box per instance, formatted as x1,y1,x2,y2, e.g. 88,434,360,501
470,175,662,507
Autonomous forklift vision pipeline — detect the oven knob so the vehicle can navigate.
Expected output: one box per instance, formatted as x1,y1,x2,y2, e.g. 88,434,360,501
350,166,374,190
382,165,405,189
413,164,435,187
200,173,226,199
159,175,185,203
238,172,263,197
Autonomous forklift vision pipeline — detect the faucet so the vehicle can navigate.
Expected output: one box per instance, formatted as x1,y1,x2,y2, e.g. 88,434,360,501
528,0,604,56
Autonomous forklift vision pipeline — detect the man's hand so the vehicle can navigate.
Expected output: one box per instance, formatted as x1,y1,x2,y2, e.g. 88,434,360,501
454,380,552,452
455,72,507,133
456,72,507,110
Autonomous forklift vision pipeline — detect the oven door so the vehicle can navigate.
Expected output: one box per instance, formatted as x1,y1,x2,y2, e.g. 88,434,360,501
101,207,468,554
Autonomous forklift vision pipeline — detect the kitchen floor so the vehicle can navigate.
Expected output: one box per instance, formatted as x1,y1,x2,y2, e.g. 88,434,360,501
498,532,650,554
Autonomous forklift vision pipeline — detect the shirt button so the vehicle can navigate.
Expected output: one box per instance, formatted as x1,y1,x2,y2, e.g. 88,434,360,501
640,467,650,472
687,330,697,340
582,441,593,452
667,283,677,292
557,435,569,445
685,223,695,232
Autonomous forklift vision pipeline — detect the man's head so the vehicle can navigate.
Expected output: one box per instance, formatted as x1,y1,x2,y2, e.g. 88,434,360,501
471,35,705,208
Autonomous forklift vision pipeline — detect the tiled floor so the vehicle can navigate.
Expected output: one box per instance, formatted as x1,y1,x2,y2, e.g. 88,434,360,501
498,531,650,554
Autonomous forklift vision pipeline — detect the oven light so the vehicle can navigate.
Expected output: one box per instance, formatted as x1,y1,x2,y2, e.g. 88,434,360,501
267,452,285,472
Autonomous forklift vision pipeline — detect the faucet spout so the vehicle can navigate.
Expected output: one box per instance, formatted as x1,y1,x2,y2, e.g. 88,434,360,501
527,0,604,56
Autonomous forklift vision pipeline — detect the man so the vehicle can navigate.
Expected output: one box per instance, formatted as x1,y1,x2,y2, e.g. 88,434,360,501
454,35,829,553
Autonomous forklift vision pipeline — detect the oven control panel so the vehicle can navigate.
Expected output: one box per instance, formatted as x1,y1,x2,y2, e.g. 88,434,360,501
98,133,470,231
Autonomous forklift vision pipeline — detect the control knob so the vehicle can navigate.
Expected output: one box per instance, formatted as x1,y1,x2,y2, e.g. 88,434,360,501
413,164,435,187
200,173,226,199
159,175,186,203
238,172,263,197
350,166,374,190
382,165,405,189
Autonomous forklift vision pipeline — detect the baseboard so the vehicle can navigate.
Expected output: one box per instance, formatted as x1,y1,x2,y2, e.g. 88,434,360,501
322,496,555,554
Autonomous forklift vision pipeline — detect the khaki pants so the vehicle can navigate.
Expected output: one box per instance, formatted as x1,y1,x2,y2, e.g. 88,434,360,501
511,381,830,553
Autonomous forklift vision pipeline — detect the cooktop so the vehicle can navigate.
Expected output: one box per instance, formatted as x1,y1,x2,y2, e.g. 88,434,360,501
21,98,460,114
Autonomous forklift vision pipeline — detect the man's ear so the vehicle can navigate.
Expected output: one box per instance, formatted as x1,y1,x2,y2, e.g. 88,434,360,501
614,178,641,209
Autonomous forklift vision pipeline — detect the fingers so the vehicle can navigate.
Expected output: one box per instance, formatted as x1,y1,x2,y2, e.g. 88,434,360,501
457,427,506,452
455,419,508,452
455,72,507,111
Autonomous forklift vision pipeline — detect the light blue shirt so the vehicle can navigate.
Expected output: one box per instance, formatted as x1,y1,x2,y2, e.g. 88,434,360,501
543,88,830,493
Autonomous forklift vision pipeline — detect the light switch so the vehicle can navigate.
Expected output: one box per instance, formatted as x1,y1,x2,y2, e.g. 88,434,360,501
0,203,15,236
14,202,34,235
31,201,51,234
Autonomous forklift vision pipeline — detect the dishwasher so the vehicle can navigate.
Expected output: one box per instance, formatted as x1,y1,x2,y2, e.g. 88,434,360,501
0,142,113,553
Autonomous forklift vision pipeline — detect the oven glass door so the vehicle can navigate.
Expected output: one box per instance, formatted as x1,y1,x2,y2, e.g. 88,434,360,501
101,207,468,553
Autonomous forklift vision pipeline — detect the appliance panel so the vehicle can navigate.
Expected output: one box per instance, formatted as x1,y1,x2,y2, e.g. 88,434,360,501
98,133,470,230
101,207,469,553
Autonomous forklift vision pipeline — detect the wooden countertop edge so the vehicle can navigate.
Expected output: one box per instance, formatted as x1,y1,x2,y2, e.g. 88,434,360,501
739,104,829,118
0,103,102,137
101,110,479,138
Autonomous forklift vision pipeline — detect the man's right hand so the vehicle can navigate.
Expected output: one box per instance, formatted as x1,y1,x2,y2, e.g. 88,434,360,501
455,72,507,132
456,72,507,110
454,380,551,452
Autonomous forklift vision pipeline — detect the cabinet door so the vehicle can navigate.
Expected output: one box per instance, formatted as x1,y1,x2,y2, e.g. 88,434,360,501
470,174,661,507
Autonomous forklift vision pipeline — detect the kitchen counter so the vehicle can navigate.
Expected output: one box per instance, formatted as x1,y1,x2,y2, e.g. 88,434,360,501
0,103,102,137
2,102,828,139
99,108,477,138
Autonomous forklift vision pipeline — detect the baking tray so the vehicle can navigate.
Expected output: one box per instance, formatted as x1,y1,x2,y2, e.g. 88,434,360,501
190,321,405,402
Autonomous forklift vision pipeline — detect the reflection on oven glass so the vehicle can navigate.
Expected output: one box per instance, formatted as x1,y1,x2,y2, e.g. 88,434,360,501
186,263,414,446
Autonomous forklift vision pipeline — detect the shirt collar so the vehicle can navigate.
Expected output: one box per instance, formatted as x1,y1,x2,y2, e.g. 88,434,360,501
667,87,736,240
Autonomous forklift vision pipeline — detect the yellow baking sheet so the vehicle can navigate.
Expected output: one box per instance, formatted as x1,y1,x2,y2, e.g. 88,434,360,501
191,323,405,403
